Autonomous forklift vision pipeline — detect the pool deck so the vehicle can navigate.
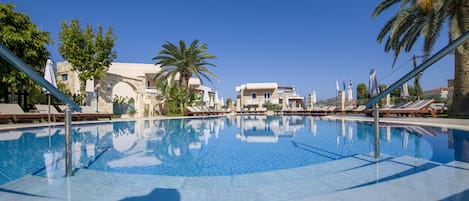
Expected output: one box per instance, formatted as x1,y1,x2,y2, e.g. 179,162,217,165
326,114,469,131
1,115,469,200
1,153,469,201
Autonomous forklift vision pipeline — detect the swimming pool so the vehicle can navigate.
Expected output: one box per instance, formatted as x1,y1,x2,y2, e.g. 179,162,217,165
0,115,467,186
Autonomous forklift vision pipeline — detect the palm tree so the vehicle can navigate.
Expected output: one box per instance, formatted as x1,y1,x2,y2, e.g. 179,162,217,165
372,0,469,116
153,39,218,114
153,39,218,88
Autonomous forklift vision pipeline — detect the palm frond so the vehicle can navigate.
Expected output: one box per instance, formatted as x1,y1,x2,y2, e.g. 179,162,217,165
152,39,218,88
372,0,403,18
377,16,397,43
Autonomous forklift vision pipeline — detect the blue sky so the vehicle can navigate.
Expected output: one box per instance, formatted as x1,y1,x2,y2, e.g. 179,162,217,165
6,0,454,101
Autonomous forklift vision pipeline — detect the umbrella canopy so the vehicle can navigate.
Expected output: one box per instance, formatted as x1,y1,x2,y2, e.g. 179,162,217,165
347,80,353,101
312,91,317,104
335,80,339,92
43,59,57,123
203,90,210,104
347,86,353,101
401,82,409,98
43,59,57,93
214,91,219,105
220,97,225,106
209,96,214,107
368,69,380,97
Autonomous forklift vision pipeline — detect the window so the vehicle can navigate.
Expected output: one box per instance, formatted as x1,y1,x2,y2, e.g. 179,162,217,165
61,74,68,81
264,92,271,100
251,93,257,99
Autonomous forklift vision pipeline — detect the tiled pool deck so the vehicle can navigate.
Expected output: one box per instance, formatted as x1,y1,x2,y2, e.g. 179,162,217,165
1,115,469,201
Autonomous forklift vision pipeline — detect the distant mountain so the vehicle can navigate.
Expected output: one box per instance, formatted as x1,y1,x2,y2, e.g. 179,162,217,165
318,97,337,106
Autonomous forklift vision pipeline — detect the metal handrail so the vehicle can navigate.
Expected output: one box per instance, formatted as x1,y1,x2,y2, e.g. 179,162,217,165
0,42,83,177
0,43,81,112
365,31,469,108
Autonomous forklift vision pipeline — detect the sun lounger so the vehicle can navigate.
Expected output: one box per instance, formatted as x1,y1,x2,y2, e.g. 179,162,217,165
199,106,218,115
58,105,113,120
430,103,447,114
80,106,113,120
350,105,367,113
34,104,66,122
186,106,206,116
0,103,48,123
378,99,436,117
0,111,13,123
335,105,355,113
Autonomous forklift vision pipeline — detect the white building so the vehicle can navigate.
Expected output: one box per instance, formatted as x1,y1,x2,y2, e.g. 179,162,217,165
423,87,448,99
57,62,213,117
235,82,304,111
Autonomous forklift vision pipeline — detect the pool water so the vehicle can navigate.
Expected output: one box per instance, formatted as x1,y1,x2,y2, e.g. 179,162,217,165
0,115,467,185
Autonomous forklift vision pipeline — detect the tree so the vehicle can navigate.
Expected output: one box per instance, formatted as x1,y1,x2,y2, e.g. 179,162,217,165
356,83,368,99
58,19,117,96
152,39,218,114
412,55,424,100
372,0,469,116
155,80,196,115
226,98,233,108
0,3,51,103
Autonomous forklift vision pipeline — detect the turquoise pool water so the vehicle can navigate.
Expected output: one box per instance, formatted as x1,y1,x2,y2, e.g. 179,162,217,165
0,115,466,185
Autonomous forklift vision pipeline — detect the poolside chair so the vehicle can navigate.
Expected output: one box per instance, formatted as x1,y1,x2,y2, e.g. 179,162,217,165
80,106,113,120
199,106,216,115
326,106,336,113
0,103,48,123
430,103,447,114
379,99,436,117
186,106,205,116
338,105,355,113
0,106,14,123
350,105,367,113
34,104,65,122
365,101,413,117
58,105,113,121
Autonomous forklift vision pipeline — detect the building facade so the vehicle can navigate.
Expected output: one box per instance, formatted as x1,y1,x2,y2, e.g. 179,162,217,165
235,82,304,111
57,62,212,117
423,87,449,100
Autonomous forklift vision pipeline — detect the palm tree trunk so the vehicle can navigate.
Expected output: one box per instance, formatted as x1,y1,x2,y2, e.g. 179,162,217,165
179,73,190,115
449,48,469,116
449,2,469,117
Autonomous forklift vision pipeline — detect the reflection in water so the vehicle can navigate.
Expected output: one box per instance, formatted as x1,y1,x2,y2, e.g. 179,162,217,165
43,150,61,184
235,116,304,143
402,129,409,149
1,116,469,182
451,130,469,163
335,119,356,147
309,117,317,136
348,125,353,144
386,126,391,141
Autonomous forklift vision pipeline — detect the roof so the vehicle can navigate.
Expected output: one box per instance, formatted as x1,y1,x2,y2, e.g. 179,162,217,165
188,78,201,86
236,83,278,91
424,87,448,93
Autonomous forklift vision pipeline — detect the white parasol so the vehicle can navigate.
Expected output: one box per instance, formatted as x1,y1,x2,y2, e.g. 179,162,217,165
401,82,409,98
214,91,219,107
43,59,57,123
368,69,380,97
203,90,210,106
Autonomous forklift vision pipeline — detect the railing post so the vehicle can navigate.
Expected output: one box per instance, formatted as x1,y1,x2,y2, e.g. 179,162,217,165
65,106,73,176
373,103,380,158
